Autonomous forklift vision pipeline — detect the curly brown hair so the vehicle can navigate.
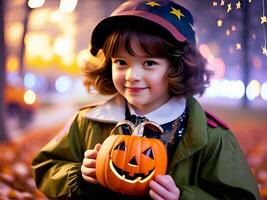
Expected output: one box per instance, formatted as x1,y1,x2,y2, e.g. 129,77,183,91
83,21,212,98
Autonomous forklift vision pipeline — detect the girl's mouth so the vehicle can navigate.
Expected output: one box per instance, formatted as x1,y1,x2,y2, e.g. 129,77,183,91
126,87,146,93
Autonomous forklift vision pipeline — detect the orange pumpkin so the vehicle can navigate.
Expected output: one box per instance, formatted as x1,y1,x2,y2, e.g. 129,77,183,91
96,120,167,196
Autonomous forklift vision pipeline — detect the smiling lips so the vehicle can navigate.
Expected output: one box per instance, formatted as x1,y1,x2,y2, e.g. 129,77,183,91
125,86,147,93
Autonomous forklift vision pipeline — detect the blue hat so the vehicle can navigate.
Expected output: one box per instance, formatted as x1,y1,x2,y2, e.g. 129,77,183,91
90,0,196,56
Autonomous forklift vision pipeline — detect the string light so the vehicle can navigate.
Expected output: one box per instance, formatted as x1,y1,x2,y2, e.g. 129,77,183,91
262,0,267,56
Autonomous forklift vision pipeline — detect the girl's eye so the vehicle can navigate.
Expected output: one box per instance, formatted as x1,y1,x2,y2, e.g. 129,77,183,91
114,59,127,66
144,60,157,67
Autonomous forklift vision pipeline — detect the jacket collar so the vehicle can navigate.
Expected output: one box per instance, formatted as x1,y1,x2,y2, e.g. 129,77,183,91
168,96,208,171
84,94,125,123
85,94,186,125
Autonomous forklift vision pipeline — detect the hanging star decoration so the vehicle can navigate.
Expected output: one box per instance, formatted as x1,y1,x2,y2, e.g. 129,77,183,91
170,7,184,20
236,1,241,10
213,1,218,6
261,16,267,24
145,1,161,7
236,43,242,50
217,19,223,27
262,47,267,55
261,0,267,56
227,3,232,12
213,0,267,57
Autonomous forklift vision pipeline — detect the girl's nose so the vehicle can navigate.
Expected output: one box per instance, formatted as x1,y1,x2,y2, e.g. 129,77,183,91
125,66,141,81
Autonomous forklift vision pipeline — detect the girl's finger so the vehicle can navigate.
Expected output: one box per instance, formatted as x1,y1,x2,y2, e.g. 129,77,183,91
149,180,168,199
94,143,102,152
82,173,99,184
82,158,96,168
81,165,96,177
149,189,164,200
155,175,176,191
84,149,97,159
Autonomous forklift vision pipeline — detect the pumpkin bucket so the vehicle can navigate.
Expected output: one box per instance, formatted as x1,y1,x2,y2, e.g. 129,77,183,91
96,120,168,196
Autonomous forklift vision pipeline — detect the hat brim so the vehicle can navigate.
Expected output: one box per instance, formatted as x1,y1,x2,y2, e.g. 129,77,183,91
90,13,187,56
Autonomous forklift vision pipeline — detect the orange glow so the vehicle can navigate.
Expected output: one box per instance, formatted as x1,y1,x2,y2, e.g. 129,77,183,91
5,22,24,46
7,55,19,73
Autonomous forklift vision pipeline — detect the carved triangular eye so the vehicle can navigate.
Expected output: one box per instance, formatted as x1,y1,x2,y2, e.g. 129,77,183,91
143,147,154,159
113,141,126,151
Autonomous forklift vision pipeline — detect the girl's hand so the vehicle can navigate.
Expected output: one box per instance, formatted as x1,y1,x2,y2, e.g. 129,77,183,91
81,143,101,184
149,175,180,200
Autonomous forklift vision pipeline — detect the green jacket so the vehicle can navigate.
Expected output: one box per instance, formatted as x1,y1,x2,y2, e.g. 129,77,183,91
32,96,260,199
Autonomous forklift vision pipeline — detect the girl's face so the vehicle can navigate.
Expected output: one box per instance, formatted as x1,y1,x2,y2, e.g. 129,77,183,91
111,39,170,115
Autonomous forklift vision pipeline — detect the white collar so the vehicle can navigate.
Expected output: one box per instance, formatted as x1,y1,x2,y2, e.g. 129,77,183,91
127,97,186,124
85,94,186,125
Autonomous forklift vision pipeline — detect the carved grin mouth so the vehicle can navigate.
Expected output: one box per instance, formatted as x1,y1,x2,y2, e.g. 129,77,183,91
109,159,155,183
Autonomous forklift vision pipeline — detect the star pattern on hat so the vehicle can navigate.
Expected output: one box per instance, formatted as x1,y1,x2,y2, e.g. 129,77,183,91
145,1,161,7
170,7,184,20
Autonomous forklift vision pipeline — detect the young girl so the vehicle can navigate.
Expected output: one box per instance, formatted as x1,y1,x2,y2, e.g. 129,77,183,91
32,0,260,199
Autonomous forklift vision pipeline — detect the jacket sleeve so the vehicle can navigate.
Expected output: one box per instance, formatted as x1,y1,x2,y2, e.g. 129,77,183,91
31,112,102,199
180,128,260,200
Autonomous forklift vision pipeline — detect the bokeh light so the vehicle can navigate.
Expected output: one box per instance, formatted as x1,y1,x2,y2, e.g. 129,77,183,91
7,55,19,73
28,0,46,9
55,75,72,93
24,73,36,89
76,49,89,68
24,90,37,105
205,79,245,99
53,36,75,56
246,80,261,101
260,82,267,100
59,0,78,13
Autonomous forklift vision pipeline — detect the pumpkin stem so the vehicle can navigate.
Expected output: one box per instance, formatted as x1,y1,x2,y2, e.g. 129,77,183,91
110,120,136,135
132,121,164,137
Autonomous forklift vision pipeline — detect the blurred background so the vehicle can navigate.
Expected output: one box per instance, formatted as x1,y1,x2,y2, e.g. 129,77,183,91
0,0,266,199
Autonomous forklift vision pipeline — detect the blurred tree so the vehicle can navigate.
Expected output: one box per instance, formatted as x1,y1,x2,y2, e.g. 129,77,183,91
0,0,8,140
241,1,250,107
18,3,32,78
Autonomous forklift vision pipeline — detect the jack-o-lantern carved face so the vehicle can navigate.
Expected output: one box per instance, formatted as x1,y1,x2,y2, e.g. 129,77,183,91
96,121,167,196
110,137,158,184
